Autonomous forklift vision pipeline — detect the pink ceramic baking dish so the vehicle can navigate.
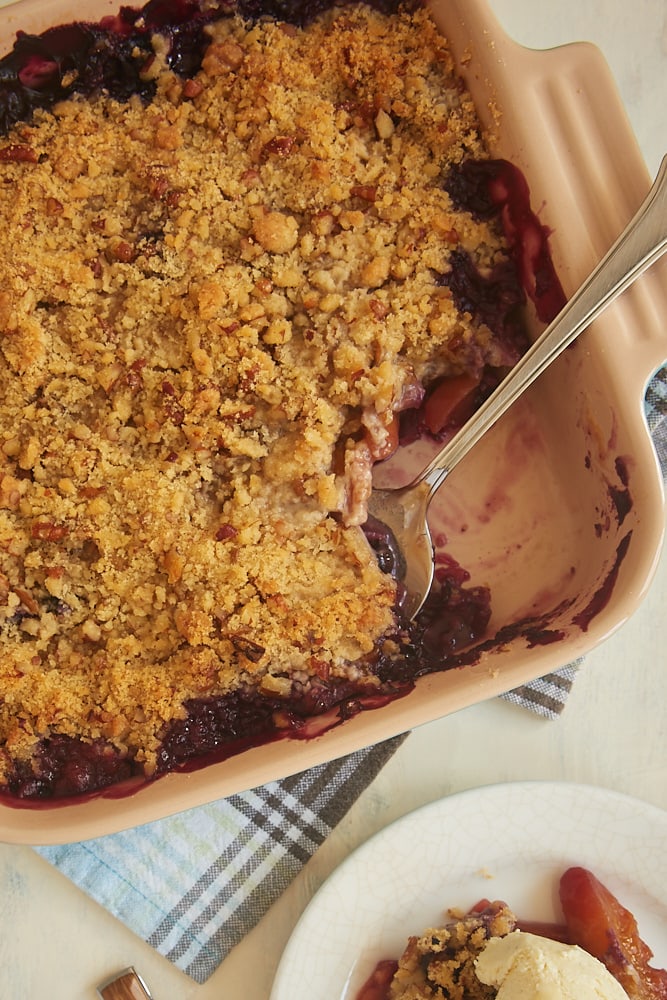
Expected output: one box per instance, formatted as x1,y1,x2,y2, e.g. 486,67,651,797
0,0,665,843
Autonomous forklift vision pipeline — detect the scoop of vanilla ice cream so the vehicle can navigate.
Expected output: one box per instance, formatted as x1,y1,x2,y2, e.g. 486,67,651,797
475,930,629,1000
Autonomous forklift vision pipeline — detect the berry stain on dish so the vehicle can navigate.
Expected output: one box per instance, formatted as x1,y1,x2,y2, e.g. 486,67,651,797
0,0,631,803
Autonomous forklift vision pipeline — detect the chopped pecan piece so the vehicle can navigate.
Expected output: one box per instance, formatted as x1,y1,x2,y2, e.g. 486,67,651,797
0,144,38,163
31,521,68,542
260,135,296,160
229,634,266,663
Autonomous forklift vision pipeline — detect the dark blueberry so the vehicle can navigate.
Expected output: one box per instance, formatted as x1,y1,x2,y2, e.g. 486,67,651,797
4,734,137,799
445,158,566,324
362,514,406,579
154,690,279,773
436,247,528,359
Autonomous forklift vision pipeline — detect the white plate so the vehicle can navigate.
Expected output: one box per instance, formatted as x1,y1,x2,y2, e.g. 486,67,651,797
270,781,667,1000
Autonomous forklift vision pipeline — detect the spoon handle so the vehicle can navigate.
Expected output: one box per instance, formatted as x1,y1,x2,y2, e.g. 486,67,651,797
97,968,154,1000
417,154,667,497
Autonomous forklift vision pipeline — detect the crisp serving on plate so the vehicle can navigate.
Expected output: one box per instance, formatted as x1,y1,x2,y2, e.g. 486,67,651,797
0,0,556,799
356,868,667,1000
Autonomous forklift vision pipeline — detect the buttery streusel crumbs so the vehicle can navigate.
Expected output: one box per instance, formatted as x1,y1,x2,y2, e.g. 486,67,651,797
0,5,515,785
388,902,518,1000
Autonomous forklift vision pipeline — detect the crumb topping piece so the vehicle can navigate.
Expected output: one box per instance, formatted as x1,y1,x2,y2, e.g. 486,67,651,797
388,902,518,999
0,5,509,780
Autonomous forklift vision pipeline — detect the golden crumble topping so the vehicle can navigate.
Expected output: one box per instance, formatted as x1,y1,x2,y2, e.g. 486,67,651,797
388,902,518,999
0,4,513,784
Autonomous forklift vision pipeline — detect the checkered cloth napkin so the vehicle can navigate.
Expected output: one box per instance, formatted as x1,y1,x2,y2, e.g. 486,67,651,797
36,368,666,984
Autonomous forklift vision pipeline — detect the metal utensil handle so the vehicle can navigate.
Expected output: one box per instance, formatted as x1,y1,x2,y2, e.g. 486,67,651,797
418,154,667,497
97,967,154,1000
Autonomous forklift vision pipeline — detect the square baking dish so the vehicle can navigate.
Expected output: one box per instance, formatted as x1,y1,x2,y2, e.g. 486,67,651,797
0,0,665,843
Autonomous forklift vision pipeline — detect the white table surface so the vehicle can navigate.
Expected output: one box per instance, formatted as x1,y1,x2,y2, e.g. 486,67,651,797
0,0,665,997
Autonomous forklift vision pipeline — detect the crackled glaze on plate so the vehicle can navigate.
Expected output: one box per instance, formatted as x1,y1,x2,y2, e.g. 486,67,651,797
270,782,667,1000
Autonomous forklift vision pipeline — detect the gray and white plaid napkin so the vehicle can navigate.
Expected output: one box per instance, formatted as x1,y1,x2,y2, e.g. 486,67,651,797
37,737,406,983
36,368,666,984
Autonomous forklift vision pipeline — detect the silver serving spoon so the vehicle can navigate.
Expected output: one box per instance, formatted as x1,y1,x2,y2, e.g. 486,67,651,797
368,155,667,620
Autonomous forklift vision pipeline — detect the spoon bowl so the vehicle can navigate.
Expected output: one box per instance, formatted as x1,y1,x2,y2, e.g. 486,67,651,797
367,480,434,620
368,154,667,619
